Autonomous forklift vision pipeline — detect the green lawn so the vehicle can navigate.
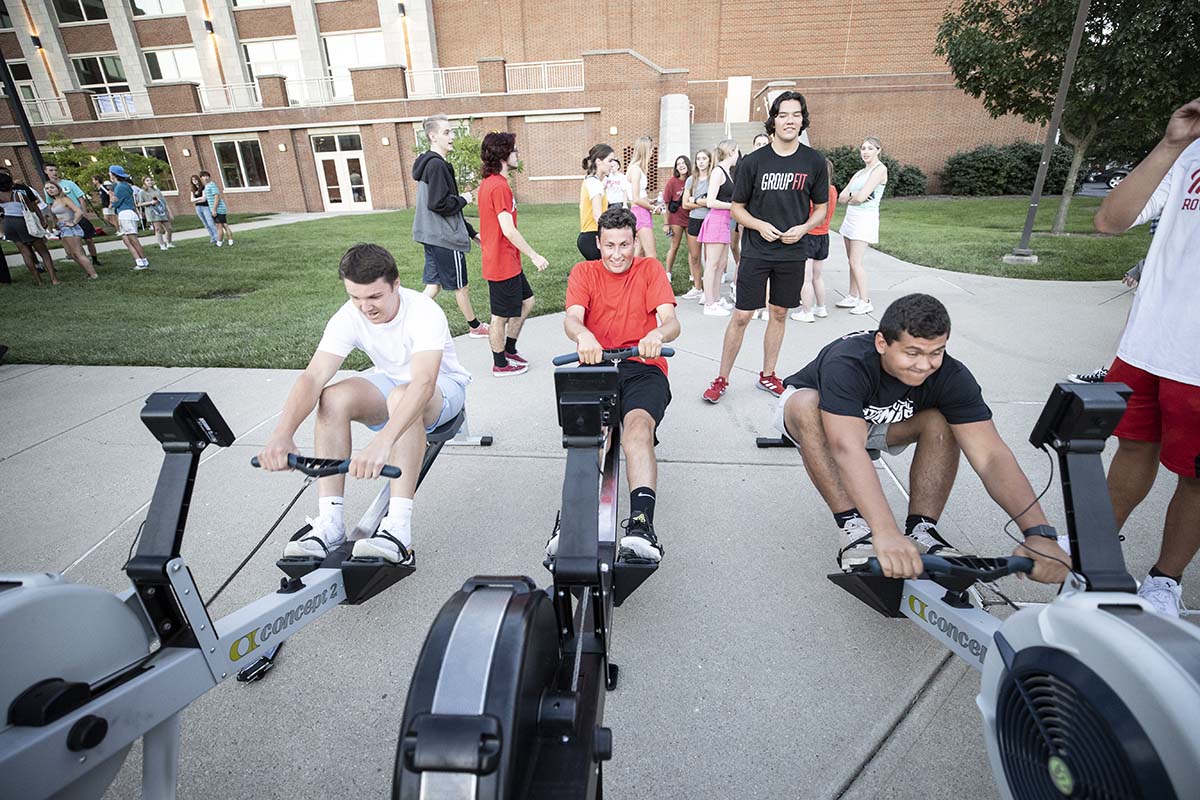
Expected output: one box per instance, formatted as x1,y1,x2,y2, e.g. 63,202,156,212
841,195,1151,281
1,204,690,369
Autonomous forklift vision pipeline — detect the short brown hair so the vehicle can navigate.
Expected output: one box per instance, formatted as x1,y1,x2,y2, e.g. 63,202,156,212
338,243,400,284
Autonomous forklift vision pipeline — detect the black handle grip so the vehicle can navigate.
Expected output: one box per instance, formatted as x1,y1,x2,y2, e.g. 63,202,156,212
552,346,676,366
867,555,1035,580
251,454,401,479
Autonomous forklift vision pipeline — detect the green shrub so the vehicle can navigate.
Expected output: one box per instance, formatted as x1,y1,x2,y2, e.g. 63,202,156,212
822,145,924,197
892,164,928,196
1000,141,1082,194
941,144,1010,196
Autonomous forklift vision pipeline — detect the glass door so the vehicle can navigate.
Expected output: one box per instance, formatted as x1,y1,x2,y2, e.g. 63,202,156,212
311,133,371,211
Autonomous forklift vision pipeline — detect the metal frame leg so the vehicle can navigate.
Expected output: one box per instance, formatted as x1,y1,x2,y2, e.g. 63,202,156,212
142,711,182,799
445,410,493,447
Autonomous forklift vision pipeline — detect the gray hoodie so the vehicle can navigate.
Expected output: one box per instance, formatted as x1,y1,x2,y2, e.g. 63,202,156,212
412,150,475,252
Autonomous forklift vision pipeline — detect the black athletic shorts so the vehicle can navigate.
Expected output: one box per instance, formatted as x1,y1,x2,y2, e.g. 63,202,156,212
214,212,228,224
78,217,96,240
619,360,671,431
809,233,829,261
577,231,600,261
488,271,533,318
736,256,806,311
687,217,703,237
422,244,469,290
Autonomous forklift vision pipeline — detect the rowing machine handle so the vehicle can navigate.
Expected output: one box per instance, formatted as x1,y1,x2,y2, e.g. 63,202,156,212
552,346,676,366
251,454,402,479
866,555,1035,580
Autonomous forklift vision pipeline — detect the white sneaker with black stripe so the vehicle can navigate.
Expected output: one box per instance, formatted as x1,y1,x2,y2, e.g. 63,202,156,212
352,517,415,565
906,521,962,557
283,514,345,559
837,516,874,571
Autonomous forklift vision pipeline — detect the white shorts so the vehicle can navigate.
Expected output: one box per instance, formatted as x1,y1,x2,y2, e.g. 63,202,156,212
773,386,909,460
362,371,466,434
117,209,141,235
839,206,879,245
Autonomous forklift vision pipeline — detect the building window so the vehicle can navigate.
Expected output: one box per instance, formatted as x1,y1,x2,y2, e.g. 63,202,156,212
0,2,13,29
73,55,129,95
322,31,386,96
146,48,201,83
243,38,301,84
232,0,285,7
8,62,32,82
53,0,108,23
213,139,268,189
130,0,185,15
120,141,177,192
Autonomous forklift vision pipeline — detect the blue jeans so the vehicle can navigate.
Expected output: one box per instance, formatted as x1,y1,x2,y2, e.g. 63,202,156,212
195,204,218,243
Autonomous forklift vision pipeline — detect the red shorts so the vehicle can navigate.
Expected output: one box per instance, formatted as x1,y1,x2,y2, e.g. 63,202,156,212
1108,357,1200,477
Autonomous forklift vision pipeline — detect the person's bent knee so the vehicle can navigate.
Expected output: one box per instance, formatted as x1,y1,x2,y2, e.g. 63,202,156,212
767,305,789,322
317,384,357,420
385,382,411,413
622,411,657,448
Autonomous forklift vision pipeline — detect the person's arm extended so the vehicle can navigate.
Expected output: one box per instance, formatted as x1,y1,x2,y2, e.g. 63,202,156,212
257,350,345,470
498,210,548,270
822,411,923,578
639,303,680,356
564,305,604,363
848,165,887,205
731,201,783,242
1096,99,1200,232
349,351,441,479
628,165,653,210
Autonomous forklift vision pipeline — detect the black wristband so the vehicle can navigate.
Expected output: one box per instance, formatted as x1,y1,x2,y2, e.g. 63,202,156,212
1022,524,1058,540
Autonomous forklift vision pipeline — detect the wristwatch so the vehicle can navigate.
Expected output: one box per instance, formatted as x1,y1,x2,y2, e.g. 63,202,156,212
1022,524,1059,540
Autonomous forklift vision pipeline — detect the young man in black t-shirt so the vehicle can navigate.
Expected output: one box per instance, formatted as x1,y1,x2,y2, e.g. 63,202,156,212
773,293,1070,583
702,92,829,403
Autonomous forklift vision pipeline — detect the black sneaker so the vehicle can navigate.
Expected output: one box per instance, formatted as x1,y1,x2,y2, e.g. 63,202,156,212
619,513,663,563
1067,366,1108,384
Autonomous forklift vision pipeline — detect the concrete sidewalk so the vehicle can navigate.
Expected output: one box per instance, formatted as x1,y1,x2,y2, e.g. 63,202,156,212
0,238,1180,799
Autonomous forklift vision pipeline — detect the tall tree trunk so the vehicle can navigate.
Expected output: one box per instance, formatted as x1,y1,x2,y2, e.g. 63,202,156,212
1052,125,1096,235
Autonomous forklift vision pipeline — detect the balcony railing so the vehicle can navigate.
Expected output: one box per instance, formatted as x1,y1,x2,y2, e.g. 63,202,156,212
198,83,262,112
286,76,354,106
505,60,584,93
20,96,72,124
405,67,480,98
92,91,152,119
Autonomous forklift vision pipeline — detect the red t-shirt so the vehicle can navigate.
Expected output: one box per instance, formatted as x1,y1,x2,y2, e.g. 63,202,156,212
478,173,521,281
663,175,689,227
810,183,837,236
565,257,677,375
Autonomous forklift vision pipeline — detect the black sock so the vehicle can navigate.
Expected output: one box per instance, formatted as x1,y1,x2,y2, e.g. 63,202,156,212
505,336,518,355
905,514,937,536
630,487,656,524
1149,566,1182,585
833,508,862,528
468,318,480,329
492,350,508,368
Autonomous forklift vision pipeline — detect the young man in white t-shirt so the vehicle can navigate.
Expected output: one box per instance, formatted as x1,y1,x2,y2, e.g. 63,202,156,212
256,243,471,565
1094,97,1200,617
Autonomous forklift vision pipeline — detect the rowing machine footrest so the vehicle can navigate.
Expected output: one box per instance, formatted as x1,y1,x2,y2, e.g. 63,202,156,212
341,556,415,605
827,571,905,618
276,535,354,579
403,713,503,774
755,434,796,449
613,559,658,607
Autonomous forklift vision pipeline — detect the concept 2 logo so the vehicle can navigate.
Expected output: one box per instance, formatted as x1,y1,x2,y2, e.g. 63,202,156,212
908,594,989,665
229,583,339,661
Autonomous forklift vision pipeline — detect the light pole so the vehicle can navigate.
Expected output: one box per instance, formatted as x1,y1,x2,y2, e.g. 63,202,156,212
0,46,46,181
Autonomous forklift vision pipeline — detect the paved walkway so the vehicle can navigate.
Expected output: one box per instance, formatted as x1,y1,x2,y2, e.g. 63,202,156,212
0,231,1181,799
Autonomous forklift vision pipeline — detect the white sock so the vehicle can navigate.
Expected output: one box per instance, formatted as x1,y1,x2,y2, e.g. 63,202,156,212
382,497,414,546
318,496,344,530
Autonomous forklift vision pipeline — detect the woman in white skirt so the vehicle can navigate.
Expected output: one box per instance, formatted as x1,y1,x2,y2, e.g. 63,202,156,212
837,136,888,315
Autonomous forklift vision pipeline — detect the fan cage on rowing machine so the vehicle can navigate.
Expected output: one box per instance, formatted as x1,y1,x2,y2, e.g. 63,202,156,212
995,647,1175,800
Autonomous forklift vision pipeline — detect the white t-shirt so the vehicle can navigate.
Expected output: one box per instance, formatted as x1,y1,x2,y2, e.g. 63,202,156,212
317,288,472,386
604,172,630,204
1116,139,1200,386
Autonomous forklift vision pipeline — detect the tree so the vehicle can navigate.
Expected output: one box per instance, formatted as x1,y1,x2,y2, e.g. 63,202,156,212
413,120,485,189
43,134,172,192
935,0,1200,233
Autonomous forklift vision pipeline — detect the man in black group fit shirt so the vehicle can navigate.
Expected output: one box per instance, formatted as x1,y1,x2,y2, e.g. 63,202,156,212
702,91,829,403
772,293,1071,583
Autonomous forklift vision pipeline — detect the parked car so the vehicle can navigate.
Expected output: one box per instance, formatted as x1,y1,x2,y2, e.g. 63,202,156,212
1085,162,1132,188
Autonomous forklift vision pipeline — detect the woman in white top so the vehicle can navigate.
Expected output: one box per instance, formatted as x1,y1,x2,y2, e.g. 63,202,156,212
625,135,657,259
837,136,888,316
603,157,629,209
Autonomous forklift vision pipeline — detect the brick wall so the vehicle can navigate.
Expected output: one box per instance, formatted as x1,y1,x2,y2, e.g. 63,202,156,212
134,16,192,48
0,32,20,60
60,23,117,54
315,0,381,32
233,7,297,40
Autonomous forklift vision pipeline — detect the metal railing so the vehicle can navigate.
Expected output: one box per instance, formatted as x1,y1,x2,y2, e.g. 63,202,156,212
92,91,152,119
198,83,262,112
286,76,354,106
405,66,480,98
504,60,584,93
21,96,72,124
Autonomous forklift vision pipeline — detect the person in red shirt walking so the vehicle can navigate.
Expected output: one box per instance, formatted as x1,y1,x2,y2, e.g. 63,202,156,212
549,207,681,563
476,132,550,376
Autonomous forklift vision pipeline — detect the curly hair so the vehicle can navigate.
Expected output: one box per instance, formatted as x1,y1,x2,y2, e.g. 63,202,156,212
481,132,516,178
879,294,951,344
765,91,810,136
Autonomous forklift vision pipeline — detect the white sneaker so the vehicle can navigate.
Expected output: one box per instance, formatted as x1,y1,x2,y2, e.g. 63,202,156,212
351,517,414,565
751,308,766,320
718,297,734,310
216,241,223,247
703,303,731,316
906,521,961,557
849,300,875,315
835,295,859,308
159,244,169,251
226,240,234,246
284,515,346,559
1138,575,1184,618
791,309,815,323
682,287,703,300
838,516,874,570
166,242,176,249
813,305,829,318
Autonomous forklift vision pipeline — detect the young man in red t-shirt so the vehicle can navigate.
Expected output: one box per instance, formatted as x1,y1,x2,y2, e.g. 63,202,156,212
549,207,680,562
476,131,550,376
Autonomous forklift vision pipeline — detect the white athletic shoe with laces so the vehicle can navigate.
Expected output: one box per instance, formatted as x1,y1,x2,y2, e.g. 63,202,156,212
352,516,414,565
835,295,860,308
1138,575,1184,618
284,514,345,558
838,516,875,570
906,521,961,557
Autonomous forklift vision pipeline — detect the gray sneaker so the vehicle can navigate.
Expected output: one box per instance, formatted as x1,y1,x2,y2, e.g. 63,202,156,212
838,516,874,571
906,521,961,557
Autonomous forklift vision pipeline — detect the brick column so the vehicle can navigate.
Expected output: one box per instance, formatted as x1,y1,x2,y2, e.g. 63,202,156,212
350,65,408,101
478,58,506,94
147,82,203,115
64,90,98,122
257,75,290,109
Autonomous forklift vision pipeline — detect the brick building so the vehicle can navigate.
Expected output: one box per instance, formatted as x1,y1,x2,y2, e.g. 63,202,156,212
0,0,1040,214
